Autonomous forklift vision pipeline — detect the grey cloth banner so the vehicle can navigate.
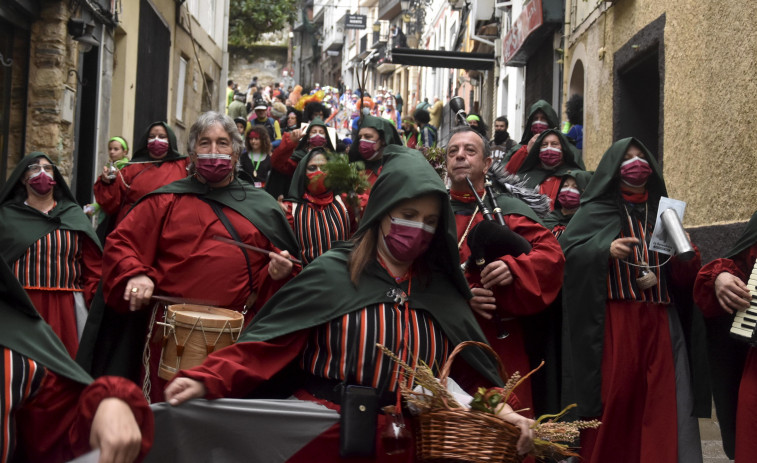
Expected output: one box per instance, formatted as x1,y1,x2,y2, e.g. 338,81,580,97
145,397,339,462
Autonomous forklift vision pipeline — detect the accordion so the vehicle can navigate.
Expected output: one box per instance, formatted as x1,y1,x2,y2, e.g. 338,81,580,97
730,262,757,344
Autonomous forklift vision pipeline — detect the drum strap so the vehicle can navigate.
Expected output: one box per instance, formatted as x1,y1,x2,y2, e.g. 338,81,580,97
201,198,255,297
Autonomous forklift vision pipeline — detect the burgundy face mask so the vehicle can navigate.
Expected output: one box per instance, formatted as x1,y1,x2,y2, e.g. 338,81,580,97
195,154,234,183
539,147,563,168
557,187,581,209
531,120,549,135
382,216,436,262
359,140,380,161
147,137,170,157
309,134,327,147
619,156,652,187
27,170,56,195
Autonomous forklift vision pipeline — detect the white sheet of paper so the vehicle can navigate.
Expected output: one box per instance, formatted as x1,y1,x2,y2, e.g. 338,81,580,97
648,196,687,255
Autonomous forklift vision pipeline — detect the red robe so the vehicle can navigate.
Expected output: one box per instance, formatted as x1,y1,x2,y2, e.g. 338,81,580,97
15,371,153,462
504,145,528,174
270,132,300,177
455,212,565,417
24,237,102,358
103,193,298,402
93,158,189,225
538,176,562,210
580,250,701,463
694,245,757,462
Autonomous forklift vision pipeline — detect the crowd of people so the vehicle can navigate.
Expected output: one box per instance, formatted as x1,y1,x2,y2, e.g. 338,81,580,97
0,77,751,463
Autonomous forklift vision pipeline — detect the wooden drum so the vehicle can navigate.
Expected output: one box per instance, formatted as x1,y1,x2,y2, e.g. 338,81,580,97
158,304,244,380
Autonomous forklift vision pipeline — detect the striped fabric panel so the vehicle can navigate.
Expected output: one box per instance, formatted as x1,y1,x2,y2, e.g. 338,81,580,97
293,201,350,266
301,303,450,393
606,213,670,304
12,230,82,291
0,348,46,463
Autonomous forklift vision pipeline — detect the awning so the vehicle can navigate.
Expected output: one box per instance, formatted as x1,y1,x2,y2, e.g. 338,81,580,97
390,48,495,70
502,0,563,66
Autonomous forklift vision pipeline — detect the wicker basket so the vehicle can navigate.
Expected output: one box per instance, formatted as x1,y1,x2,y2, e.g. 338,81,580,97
414,341,523,463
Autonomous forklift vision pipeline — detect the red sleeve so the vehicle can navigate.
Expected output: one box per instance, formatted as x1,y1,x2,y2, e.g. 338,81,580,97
504,146,528,174
101,194,171,311
668,244,702,289
17,373,153,462
270,133,299,175
69,376,154,460
492,215,565,316
93,175,125,216
282,200,295,230
80,237,102,307
694,246,757,318
174,330,309,398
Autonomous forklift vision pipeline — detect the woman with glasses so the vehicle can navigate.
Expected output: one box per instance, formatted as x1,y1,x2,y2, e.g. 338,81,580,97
0,153,102,358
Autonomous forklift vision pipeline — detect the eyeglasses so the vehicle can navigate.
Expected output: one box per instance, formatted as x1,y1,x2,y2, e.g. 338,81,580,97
27,164,55,173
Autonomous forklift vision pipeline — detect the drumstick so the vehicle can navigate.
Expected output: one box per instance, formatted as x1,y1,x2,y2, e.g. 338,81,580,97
212,235,302,265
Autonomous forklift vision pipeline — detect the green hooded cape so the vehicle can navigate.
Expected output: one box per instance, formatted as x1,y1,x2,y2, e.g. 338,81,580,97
141,176,300,255
0,247,92,385
292,118,336,163
76,175,300,380
517,100,560,146
542,169,593,231
240,147,505,387
0,153,102,263
516,129,586,190
724,210,757,259
348,115,403,165
559,138,710,417
130,121,185,162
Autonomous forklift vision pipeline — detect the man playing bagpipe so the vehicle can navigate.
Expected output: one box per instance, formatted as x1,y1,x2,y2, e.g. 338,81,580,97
446,126,565,417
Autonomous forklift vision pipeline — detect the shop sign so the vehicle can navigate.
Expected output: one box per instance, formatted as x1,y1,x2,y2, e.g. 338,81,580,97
502,0,543,64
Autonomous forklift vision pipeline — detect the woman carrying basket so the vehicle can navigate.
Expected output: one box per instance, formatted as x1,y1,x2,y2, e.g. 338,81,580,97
166,146,535,460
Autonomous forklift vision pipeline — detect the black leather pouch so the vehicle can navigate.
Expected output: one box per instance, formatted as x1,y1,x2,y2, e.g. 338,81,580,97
339,385,378,457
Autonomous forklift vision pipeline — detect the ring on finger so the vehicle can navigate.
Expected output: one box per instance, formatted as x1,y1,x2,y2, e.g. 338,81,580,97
131,287,139,293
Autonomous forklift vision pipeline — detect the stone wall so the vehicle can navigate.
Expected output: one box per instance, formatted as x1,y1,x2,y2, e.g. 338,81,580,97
228,45,287,91
566,0,757,227
24,1,79,181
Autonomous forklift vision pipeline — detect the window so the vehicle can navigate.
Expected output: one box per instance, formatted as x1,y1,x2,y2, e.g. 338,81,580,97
176,57,188,121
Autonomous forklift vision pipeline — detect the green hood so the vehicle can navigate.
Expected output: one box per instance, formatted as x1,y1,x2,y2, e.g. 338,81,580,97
286,148,329,201
723,210,757,259
293,118,337,164
558,138,666,416
240,148,506,387
0,152,101,263
0,252,92,385
140,176,300,257
518,100,560,145
516,129,586,188
130,121,185,162
349,115,403,162
542,169,593,230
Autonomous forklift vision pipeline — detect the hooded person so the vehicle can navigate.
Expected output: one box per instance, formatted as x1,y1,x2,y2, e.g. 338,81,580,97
693,212,757,461
541,169,593,238
164,147,535,461
0,153,102,358
279,148,352,266
87,112,301,403
348,115,403,217
514,129,585,210
268,117,338,199
503,100,559,172
0,257,153,462
559,138,709,463
93,121,189,228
